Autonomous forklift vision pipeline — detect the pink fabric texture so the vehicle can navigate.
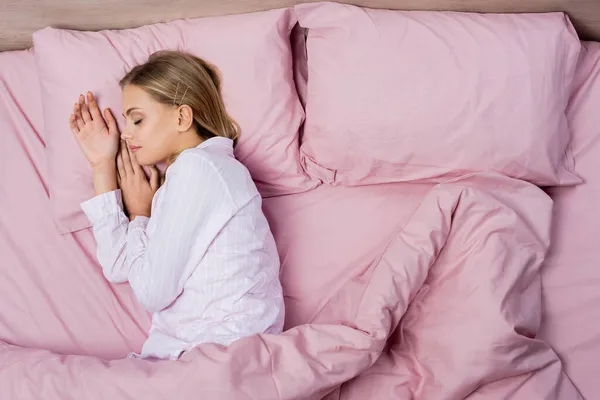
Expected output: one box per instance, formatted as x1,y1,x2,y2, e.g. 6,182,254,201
540,41,600,398
296,2,582,187
3,23,600,400
0,50,151,359
0,52,584,394
2,166,581,398
323,175,580,400
33,7,315,234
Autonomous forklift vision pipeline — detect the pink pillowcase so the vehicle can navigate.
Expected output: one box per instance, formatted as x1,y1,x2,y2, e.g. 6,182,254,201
0,49,45,148
567,41,600,157
296,2,582,187
33,8,315,234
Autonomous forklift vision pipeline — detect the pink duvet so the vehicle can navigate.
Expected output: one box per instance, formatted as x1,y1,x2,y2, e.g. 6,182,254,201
0,169,579,398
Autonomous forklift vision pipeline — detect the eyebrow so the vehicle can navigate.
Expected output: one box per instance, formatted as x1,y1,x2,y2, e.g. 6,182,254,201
123,107,141,117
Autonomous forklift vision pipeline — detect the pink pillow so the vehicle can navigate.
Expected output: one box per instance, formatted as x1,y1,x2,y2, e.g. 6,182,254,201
33,8,316,234
567,41,600,157
296,2,582,187
0,49,45,146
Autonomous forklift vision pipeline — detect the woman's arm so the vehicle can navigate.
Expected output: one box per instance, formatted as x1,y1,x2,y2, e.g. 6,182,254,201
124,153,236,313
92,161,118,195
81,190,130,283
71,92,129,282
81,143,158,284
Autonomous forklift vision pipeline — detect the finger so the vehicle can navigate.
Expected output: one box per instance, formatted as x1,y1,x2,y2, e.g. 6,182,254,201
73,97,82,117
149,166,160,191
79,94,92,122
120,140,134,175
69,114,80,135
104,108,119,136
129,148,143,174
73,103,85,130
87,92,102,121
116,149,125,180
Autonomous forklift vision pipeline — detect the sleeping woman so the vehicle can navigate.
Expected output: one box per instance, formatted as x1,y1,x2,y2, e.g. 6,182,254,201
69,50,284,360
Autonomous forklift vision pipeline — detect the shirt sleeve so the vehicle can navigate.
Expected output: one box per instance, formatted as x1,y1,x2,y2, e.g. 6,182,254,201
125,153,238,313
80,190,130,283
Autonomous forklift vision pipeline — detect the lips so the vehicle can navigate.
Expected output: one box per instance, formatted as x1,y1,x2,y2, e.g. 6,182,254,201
129,146,142,153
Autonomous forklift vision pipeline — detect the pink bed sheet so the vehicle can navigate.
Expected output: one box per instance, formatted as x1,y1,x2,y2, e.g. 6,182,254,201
0,49,598,399
0,49,151,359
539,42,600,397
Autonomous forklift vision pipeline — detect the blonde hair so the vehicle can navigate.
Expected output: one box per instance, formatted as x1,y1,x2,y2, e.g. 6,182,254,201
120,50,239,144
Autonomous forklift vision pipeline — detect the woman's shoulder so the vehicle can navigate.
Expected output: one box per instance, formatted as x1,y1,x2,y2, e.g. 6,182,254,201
170,147,216,171
166,147,259,205
170,146,244,177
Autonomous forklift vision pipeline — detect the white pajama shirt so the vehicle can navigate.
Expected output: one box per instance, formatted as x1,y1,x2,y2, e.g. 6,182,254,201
81,137,284,359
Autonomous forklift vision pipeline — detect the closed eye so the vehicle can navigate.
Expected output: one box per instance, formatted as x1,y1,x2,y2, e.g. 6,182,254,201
134,119,143,125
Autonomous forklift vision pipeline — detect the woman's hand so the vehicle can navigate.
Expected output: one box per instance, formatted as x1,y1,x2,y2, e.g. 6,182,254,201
69,92,120,169
117,140,161,221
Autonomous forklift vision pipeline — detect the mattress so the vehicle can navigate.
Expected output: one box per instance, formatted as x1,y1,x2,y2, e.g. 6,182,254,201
1,50,599,399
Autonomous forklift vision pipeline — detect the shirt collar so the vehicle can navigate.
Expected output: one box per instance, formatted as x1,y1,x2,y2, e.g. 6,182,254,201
166,136,234,176
197,137,234,153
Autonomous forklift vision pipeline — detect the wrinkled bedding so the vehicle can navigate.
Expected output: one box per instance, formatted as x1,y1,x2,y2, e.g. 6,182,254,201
2,47,598,399
0,169,580,399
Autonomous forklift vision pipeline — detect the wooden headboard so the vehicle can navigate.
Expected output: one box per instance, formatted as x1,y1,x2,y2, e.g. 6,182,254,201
2,0,600,51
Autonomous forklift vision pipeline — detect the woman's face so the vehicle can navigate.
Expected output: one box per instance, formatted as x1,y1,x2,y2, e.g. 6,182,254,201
121,84,179,166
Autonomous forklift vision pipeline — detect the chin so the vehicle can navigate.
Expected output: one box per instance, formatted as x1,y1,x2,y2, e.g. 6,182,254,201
136,153,162,167
133,155,151,167
139,160,156,167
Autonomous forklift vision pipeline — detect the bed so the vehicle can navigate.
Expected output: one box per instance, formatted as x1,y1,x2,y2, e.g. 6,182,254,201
1,0,599,399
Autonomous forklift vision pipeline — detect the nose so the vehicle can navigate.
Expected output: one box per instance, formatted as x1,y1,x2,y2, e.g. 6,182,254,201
121,130,133,141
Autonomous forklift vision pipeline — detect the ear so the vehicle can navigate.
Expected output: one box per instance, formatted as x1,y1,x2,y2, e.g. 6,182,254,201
176,105,194,133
